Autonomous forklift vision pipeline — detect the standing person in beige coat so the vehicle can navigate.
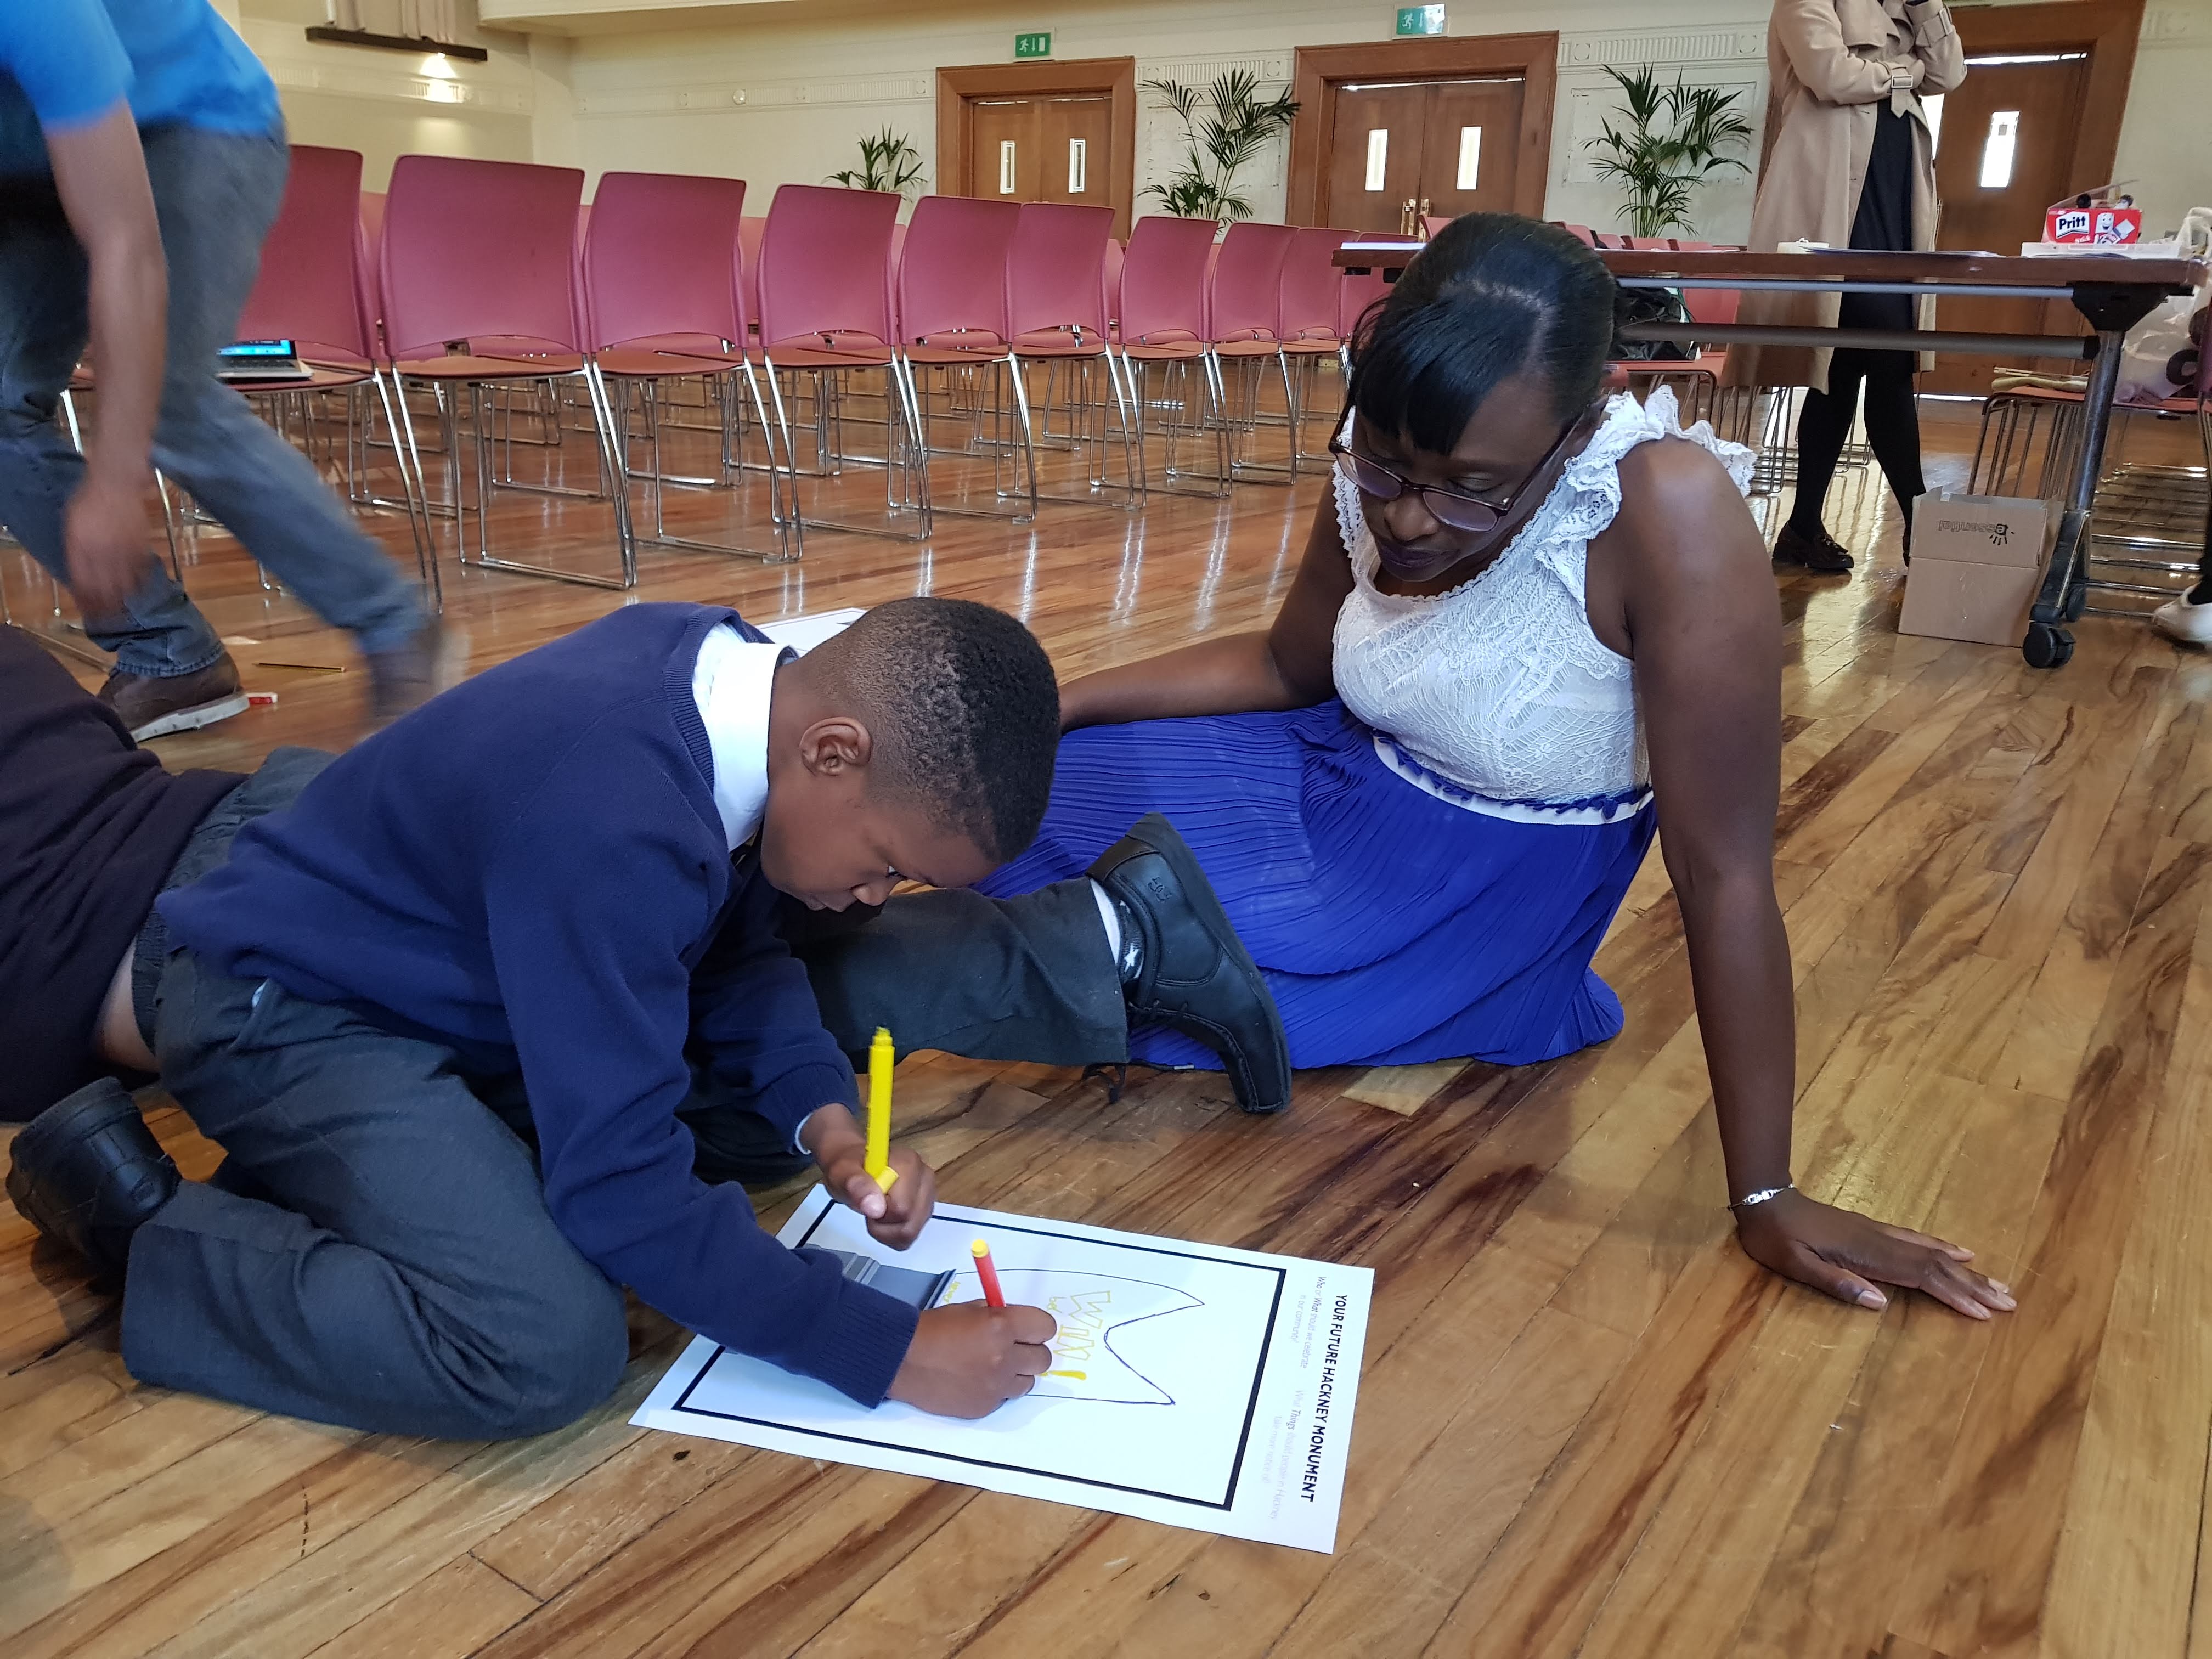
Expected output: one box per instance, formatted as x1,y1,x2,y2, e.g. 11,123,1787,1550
1730,0,1966,573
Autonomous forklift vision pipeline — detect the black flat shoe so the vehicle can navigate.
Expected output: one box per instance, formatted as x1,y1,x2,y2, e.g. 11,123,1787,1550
5,1077,179,1283
1773,522,1856,573
1088,813,1293,1114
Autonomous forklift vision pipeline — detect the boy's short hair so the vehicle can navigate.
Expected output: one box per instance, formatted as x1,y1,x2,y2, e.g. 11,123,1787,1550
811,598,1059,864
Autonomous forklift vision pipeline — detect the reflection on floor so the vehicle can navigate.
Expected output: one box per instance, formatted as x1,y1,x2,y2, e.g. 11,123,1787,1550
5,380,2212,1658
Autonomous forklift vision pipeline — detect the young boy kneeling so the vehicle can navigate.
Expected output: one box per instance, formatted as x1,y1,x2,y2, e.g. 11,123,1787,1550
11,599,1058,1436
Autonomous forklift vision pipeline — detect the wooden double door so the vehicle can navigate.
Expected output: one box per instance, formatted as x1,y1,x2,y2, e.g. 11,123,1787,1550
1324,75,1528,234
937,59,1136,236
967,94,1114,211
1923,1,2145,393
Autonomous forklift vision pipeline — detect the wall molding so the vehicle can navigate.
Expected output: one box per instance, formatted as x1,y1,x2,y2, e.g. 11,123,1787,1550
572,49,1304,123
574,71,929,117
1558,25,1767,68
2138,5,2204,47
244,16,533,112
1135,52,1294,92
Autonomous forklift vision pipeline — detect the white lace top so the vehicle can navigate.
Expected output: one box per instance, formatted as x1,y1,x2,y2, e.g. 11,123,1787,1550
1332,386,1754,825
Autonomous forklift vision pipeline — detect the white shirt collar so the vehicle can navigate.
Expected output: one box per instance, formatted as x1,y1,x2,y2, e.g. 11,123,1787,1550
691,624,790,850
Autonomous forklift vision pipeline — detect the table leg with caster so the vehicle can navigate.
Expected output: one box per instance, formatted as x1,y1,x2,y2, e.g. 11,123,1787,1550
2022,285,2178,669
2025,503,2085,668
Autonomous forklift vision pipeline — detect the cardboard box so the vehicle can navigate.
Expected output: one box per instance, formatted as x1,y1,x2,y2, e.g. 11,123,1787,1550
1897,491,2057,647
2046,204,2142,245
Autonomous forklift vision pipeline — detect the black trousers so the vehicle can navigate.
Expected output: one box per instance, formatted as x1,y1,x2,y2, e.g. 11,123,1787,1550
788,881,1126,1068
1788,99,1927,536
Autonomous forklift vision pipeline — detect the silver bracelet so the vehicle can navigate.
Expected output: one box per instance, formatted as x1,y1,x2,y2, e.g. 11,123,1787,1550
1729,1182,1795,1211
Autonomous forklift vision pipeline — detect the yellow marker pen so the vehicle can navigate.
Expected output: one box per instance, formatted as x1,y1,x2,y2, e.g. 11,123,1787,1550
864,1026,899,1192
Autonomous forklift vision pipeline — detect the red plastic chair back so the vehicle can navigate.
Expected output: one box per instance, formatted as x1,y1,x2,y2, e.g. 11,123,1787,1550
755,183,900,348
1207,221,1294,342
238,144,374,363
885,220,908,340
1554,222,1598,247
1118,215,1216,346
572,201,594,347
1278,227,1351,342
1683,285,1741,328
738,215,766,337
1006,202,1114,338
896,195,1020,343
1103,236,1125,330
583,171,748,352
358,190,387,346
379,154,586,359
1420,214,1453,240
1336,230,1390,342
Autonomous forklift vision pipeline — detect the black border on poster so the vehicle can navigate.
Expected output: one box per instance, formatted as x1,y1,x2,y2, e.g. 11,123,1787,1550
666,1200,1289,1511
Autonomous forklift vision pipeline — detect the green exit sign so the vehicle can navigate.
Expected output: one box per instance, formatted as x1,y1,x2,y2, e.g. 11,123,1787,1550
1396,5,1446,34
1014,32,1052,59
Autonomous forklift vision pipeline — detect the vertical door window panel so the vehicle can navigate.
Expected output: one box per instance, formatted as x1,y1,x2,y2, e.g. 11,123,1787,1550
1979,111,2019,189
1364,128,1389,191
1455,125,1481,191
999,139,1018,194
1068,138,1087,194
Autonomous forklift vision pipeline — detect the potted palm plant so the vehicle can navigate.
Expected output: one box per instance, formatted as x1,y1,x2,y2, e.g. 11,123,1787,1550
1584,66,1751,239
828,128,927,199
1141,70,1300,227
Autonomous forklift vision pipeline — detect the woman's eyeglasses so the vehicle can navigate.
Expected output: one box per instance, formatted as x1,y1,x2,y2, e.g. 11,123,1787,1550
1329,405,1596,534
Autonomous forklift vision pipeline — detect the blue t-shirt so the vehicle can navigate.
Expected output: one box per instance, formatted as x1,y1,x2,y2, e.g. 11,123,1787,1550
0,0,280,176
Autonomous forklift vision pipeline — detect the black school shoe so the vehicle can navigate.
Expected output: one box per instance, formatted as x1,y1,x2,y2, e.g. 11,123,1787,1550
1772,522,1856,573
5,1077,179,1283
1089,813,1294,1114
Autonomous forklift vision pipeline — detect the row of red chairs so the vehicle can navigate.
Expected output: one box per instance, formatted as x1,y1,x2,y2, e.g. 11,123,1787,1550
234,149,1394,583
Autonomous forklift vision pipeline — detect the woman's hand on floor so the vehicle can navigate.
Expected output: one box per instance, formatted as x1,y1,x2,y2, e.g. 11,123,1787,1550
1734,1188,2017,1318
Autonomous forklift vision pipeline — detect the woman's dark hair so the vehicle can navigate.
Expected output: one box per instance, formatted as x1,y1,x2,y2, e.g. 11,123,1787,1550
1347,213,1617,455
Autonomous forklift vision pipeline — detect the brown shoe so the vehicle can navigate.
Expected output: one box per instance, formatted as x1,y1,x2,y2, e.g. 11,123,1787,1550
98,654,250,741
1773,522,1855,574
364,617,467,725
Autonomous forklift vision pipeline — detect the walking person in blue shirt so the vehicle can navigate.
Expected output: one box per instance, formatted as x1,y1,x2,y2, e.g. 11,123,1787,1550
0,0,446,740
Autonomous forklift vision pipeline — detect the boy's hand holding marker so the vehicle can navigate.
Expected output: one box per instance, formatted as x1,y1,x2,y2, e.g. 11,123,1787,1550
812,1030,1058,1418
803,1106,934,1248
890,1299,1057,1418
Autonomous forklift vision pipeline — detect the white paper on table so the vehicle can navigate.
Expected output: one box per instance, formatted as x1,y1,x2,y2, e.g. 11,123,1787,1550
633,1188,1374,1553
754,607,863,654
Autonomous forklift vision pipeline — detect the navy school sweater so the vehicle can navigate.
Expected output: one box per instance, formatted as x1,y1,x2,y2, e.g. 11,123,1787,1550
159,603,919,1404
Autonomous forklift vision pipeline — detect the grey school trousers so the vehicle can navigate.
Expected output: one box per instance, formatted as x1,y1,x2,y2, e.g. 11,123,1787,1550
121,762,1124,1439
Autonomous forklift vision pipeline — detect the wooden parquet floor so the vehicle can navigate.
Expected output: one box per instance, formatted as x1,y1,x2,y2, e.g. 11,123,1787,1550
4,388,2211,1657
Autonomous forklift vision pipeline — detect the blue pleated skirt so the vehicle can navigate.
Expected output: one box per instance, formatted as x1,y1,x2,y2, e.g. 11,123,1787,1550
977,701,1658,1070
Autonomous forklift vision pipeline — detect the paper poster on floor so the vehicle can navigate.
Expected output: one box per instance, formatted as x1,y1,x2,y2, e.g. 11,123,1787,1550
633,1187,1374,1553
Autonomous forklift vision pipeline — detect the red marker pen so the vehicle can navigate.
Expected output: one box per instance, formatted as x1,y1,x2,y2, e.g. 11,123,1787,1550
971,1238,1006,1308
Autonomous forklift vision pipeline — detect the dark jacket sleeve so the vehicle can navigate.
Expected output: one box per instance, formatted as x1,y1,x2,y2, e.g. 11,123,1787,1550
687,857,859,1151
483,765,913,1406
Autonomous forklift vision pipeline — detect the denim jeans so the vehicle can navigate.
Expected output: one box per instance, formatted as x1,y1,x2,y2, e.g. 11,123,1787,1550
0,125,424,678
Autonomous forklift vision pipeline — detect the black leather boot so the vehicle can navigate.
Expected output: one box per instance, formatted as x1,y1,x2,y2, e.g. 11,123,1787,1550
5,1077,179,1283
1088,814,1293,1114
1773,522,1856,573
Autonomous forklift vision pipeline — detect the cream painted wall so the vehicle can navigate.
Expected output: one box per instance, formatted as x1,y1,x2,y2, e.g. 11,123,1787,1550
227,0,2207,235
553,0,1774,240
549,0,2209,241
240,0,537,187
2104,7,2211,237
